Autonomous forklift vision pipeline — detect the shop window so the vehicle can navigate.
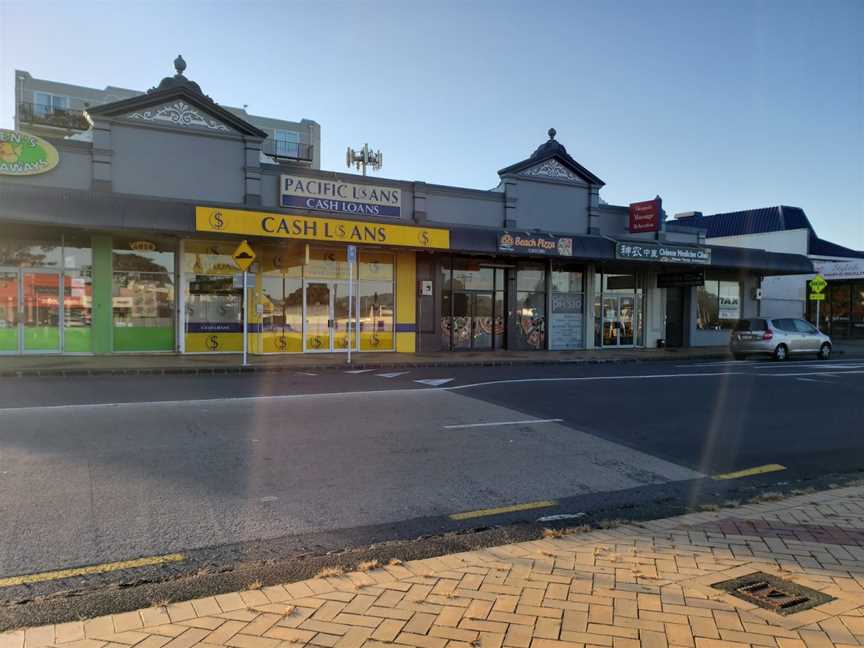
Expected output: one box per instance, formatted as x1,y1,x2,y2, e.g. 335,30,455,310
696,279,740,330
113,237,176,352
113,272,176,351
853,284,864,338
0,239,61,267
830,285,851,338
182,241,240,353
358,281,394,351
550,268,584,350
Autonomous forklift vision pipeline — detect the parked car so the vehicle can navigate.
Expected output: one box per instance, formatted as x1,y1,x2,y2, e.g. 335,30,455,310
730,317,832,361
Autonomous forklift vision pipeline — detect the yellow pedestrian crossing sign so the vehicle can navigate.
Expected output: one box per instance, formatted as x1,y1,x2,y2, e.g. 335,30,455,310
809,274,827,301
232,240,256,271
810,274,827,294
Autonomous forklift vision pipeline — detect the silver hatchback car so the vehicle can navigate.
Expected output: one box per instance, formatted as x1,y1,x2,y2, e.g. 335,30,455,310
730,317,832,361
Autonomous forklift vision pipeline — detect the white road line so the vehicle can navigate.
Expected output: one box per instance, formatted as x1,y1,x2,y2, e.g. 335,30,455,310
2,369,862,414
415,378,454,386
443,418,563,429
537,512,586,523
677,361,753,367
796,377,834,383
376,372,410,378
296,372,318,376
345,369,375,374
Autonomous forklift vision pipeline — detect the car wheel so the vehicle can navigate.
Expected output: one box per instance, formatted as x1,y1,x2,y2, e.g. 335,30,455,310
773,344,788,361
818,343,831,360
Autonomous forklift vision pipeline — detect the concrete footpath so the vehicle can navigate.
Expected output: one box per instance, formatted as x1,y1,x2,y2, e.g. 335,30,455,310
4,486,864,647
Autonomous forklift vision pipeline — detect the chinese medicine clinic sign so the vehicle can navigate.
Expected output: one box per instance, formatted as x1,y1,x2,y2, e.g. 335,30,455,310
628,197,661,233
616,242,711,265
498,232,573,256
281,175,401,218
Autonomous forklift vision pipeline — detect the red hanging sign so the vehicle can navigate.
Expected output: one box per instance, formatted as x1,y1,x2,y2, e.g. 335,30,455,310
629,197,662,233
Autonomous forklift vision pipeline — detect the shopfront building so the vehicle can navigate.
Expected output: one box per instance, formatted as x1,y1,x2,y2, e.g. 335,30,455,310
0,58,813,357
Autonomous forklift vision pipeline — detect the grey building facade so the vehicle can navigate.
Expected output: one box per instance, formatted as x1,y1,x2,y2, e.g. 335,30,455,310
13,57,321,168
0,58,812,357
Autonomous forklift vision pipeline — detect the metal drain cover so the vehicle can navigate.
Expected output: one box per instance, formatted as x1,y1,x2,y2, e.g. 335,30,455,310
711,571,835,616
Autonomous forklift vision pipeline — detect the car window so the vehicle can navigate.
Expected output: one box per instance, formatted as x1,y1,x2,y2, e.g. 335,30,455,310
734,318,766,331
794,319,818,334
771,319,792,332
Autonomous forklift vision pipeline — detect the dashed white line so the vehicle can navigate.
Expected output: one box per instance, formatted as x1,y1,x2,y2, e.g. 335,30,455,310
344,369,375,374
376,372,410,378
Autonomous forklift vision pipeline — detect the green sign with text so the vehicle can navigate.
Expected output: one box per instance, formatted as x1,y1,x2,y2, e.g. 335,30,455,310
0,129,60,176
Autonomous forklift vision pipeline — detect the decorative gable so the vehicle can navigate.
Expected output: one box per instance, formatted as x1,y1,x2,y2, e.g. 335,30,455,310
124,100,232,133
519,159,586,183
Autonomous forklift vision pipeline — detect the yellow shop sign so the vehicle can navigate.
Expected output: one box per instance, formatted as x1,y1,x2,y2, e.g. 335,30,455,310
196,206,449,250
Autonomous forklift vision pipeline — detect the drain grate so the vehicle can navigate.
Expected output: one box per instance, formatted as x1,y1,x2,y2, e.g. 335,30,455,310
711,571,835,616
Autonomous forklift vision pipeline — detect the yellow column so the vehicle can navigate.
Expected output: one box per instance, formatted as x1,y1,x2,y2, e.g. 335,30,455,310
395,251,416,353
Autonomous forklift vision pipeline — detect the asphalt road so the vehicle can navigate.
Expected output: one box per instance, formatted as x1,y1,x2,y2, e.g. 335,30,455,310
1,357,863,614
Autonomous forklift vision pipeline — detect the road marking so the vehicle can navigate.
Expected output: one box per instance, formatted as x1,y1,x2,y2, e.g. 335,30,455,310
0,553,186,588
711,464,786,481
677,361,753,367
450,500,557,521
377,372,410,378
345,369,374,374
796,377,834,383
297,372,318,376
5,370,864,413
415,378,454,387
537,512,586,523
443,418,563,429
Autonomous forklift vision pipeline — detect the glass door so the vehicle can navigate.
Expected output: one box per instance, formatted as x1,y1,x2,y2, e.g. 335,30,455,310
304,282,332,351
0,270,19,353
22,270,61,353
619,296,635,345
602,297,619,346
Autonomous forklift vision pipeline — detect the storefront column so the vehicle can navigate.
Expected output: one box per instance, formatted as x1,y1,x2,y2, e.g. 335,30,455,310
395,251,416,353
584,266,596,349
91,234,113,354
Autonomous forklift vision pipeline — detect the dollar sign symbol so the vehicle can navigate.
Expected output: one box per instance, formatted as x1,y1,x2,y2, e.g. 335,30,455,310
207,335,219,351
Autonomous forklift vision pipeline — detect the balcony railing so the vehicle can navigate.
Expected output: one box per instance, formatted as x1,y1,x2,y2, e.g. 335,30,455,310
262,140,314,162
17,102,89,131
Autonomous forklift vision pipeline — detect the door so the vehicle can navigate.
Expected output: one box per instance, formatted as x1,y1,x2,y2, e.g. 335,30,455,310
22,270,61,352
619,296,635,345
665,287,685,347
793,318,820,352
304,281,356,352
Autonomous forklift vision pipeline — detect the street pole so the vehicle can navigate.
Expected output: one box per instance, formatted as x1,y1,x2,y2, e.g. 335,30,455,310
816,299,820,332
242,270,248,367
347,257,353,364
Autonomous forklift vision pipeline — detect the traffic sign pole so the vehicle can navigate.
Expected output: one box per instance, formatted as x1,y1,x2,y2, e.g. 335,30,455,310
242,270,248,367
347,245,356,364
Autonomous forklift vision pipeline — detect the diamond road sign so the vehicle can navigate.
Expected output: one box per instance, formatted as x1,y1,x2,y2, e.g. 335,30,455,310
232,240,256,271
810,274,828,294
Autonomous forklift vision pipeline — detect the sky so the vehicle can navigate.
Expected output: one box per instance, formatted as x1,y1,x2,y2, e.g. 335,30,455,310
1,0,862,249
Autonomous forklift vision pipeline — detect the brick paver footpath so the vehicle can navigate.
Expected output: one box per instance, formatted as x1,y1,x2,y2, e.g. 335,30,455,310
4,486,864,648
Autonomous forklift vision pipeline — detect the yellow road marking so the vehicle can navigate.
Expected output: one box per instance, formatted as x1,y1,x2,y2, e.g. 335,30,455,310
712,464,786,481
449,500,557,521
0,553,186,588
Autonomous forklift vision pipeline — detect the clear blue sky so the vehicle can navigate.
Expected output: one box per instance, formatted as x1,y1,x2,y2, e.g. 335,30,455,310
2,0,862,248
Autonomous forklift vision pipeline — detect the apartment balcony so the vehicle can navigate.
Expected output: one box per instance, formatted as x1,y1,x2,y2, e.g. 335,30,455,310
262,140,314,163
17,102,90,131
